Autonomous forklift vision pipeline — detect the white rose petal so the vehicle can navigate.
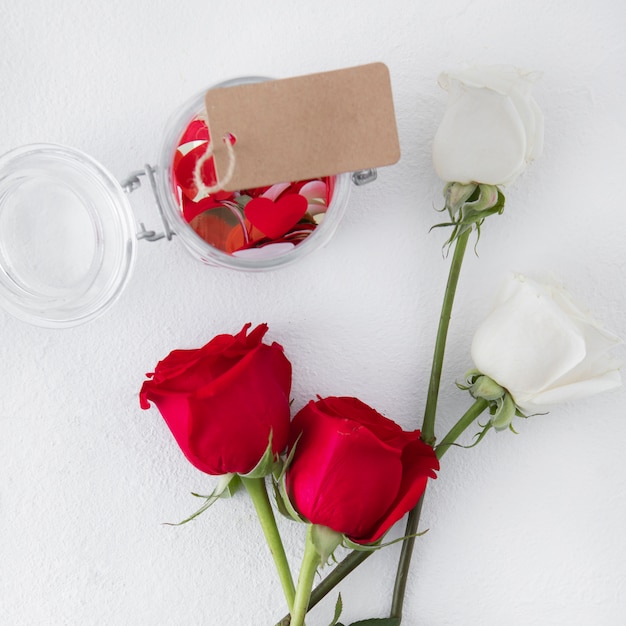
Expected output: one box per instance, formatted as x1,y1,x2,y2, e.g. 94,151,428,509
432,65,544,186
471,275,622,412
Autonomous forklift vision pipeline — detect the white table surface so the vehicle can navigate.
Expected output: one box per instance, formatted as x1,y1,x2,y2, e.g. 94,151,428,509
1,1,625,624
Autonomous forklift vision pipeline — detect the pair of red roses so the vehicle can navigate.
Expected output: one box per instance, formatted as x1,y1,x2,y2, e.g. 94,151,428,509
140,324,439,544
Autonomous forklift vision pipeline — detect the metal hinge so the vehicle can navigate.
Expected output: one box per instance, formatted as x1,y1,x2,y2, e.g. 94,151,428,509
121,165,175,242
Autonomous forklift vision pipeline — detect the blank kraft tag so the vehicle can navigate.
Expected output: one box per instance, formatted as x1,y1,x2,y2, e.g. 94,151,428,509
204,63,401,191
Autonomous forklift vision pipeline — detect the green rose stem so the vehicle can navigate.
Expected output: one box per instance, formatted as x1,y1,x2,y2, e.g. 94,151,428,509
241,477,296,611
389,228,473,620
434,398,490,459
290,525,321,626
275,549,371,625
420,227,471,446
276,228,476,624
389,397,489,619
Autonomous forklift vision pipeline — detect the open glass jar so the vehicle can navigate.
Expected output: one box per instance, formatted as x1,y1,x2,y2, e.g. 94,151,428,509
0,77,376,328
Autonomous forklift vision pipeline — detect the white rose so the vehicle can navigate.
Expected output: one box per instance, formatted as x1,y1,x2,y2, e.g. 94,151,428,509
432,65,544,185
471,275,622,412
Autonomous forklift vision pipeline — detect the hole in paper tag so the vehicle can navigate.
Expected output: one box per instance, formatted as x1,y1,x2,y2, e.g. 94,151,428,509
204,63,401,191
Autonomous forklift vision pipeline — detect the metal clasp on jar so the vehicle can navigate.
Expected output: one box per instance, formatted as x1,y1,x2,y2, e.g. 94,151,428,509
121,165,175,243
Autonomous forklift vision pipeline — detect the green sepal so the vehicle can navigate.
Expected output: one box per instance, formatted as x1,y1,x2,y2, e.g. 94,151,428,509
440,420,494,453
311,524,343,565
459,371,506,402
343,529,428,553
491,392,517,431
443,182,478,218
272,473,306,523
470,375,505,401
271,433,306,523
274,432,301,482
225,474,242,496
432,183,506,251
458,371,535,437
457,368,482,390
163,473,237,526
241,431,283,479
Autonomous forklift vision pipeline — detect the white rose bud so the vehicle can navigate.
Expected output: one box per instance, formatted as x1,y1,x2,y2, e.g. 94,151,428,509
433,65,544,185
471,275,622,412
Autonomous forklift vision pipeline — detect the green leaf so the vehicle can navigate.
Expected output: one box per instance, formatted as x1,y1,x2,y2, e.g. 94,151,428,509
346,617,400,626
327,593,343,626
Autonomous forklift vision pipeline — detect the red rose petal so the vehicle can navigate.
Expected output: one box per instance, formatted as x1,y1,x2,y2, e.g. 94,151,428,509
286,401,403,540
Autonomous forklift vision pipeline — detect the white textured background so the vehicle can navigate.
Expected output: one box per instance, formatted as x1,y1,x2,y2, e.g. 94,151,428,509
1,1,625,625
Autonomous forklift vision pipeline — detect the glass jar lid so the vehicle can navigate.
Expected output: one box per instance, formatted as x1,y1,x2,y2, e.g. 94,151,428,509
0,144,136,328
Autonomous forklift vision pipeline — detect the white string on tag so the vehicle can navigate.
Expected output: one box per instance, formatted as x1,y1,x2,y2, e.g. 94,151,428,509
193,127,237,196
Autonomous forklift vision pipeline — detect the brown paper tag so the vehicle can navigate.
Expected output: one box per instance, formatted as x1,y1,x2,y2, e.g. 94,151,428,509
204,63,400,191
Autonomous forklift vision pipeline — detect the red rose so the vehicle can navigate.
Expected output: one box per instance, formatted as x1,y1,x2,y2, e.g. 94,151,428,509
140,323,292,475
285,397,439,544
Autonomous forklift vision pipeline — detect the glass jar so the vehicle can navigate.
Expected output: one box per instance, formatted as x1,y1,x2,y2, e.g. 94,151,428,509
0,77,376,328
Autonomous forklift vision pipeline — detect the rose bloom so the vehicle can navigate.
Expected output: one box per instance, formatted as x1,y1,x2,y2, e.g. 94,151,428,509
432,65,544,185
472,275,622,412
140,323,292,475
285,397,439,545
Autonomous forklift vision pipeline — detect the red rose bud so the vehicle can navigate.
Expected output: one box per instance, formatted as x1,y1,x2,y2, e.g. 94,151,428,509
285,397,439,545
140,323,292,476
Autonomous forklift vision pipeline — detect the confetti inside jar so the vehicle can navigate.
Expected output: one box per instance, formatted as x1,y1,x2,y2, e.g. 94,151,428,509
173,115,336,261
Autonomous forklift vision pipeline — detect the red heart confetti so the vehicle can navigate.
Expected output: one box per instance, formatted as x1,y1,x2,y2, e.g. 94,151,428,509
244,194,308,240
